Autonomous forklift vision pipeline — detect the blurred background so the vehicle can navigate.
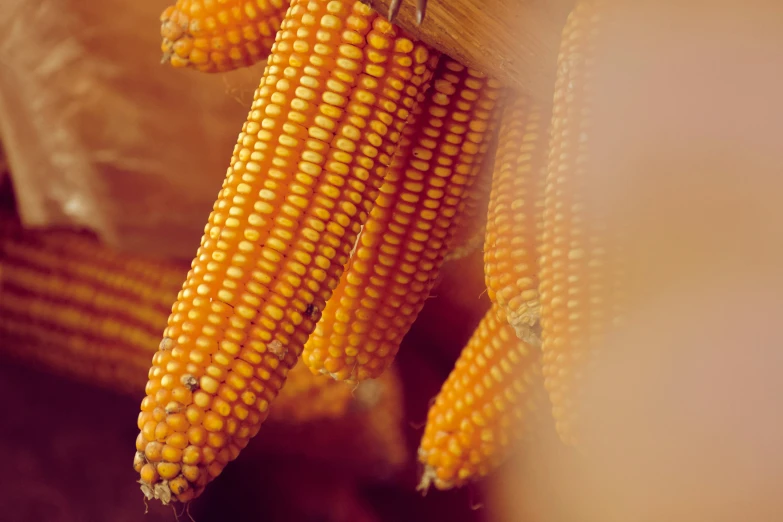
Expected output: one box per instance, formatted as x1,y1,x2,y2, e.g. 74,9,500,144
4,0,783,521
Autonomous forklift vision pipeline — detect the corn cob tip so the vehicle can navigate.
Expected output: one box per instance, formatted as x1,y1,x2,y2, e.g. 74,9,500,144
416,465,437,495
509,316,542,347
158,0,288,73
139,479,173,506
318,366,357,385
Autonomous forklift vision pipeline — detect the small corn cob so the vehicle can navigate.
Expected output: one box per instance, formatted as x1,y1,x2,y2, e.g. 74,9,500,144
417,304,542,491
539,0,608,447
160,0,289,73
137,0,438,504
0,225,353,423
301,57,503,383
443,130,498,262
483,95,551,344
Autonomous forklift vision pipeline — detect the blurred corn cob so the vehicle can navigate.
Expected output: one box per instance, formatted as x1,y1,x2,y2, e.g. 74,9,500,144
160,0,289,72
540,0,609,447
255,365,407,479
0,223,352,423
138,0,438,503
302,57,502,383
484,95,550,344
417,305,542,491
0,219,407,482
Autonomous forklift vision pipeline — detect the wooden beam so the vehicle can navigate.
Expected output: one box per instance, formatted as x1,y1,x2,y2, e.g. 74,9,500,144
365,0,575,101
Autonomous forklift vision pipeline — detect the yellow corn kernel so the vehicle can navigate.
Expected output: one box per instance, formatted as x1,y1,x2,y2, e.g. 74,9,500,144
417,305,542,491
160,0,289,73
483,95,551,344
539,0,607,447
137,0,437,503
302,57,502,383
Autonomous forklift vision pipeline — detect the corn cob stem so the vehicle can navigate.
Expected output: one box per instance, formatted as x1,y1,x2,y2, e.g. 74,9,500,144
539,0,607,447
160,0,289,73
483,95,550,344
137,0,437,504
301,56,502,383
417,304,542,491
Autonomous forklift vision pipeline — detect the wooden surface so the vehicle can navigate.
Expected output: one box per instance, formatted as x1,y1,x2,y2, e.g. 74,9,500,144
366,0,576,100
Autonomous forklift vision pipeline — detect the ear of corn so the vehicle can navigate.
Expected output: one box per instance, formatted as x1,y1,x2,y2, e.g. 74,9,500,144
417,304,542,491
160,0,289,73
0,224,354,423
539,0,607,447
301,57,503,383
483,95,551,344
137,0,437,503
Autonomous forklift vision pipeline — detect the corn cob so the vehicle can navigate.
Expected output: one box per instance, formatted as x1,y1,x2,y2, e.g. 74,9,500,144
442,130,497,262
417,304,542,491
0,225,353,423
483,95,550,344
160,0,289,73
301,57,502,383
137,0,437,503
539,0,608,447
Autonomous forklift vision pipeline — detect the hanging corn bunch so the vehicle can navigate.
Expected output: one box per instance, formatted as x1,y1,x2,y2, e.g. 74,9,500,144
302,56,503,383
135,0,438,504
